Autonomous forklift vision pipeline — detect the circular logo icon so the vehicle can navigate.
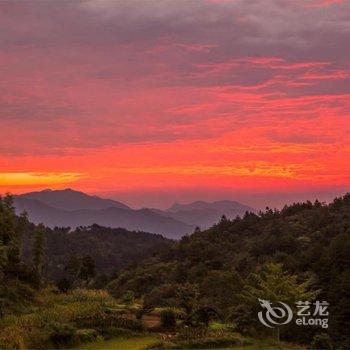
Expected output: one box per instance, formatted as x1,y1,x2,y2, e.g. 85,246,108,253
258,298,293,328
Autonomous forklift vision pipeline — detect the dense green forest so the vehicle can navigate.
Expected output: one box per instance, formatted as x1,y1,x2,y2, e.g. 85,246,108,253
0,193,349,349
21,222,172,286
108,195,350,348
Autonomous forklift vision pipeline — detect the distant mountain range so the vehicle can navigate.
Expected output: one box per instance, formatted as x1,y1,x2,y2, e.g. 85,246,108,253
13,189,254,239
160,200,254,228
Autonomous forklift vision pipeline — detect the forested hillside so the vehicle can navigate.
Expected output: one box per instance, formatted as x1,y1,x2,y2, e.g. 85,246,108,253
108,194,350,348
0,195,172,310
1,193,349,349
0,194,174,349
23,223,172,284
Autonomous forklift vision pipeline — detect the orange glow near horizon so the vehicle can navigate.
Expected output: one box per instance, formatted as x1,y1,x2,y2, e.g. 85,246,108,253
0,172,84,187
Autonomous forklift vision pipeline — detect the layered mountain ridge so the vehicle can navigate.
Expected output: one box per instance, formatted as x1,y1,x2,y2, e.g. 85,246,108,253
13,189,253,238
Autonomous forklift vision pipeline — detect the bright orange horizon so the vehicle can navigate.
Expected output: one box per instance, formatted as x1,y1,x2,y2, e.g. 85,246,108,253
1,0,349,209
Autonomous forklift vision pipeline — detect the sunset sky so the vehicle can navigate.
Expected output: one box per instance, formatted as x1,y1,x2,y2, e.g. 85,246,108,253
1,0,349,209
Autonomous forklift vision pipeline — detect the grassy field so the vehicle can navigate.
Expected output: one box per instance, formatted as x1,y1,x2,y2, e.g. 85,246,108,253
0,288,143,349
74,336,305,350
76,336,159,349
0,288,306,350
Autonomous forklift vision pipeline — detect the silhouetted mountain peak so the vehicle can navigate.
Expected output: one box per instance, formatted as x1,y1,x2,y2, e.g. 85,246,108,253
16,188,130,211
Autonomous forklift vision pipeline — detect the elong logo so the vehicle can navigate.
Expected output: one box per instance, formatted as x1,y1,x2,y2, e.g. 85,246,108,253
258,299,329,329
258,299,293,328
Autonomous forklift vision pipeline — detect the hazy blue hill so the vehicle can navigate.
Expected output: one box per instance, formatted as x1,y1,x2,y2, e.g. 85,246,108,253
14,197,70,224
167,200,253,213
162,200,255,228
13,192,194,239
14,189,252,236
17,188,130,211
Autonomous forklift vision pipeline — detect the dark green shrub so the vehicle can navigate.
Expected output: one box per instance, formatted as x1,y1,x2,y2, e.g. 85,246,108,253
56,278,72,293
160,309,176,330
49,322,78,347
122,290,135,304
76,329,98,343
310,334,333,350
136,308,146,320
